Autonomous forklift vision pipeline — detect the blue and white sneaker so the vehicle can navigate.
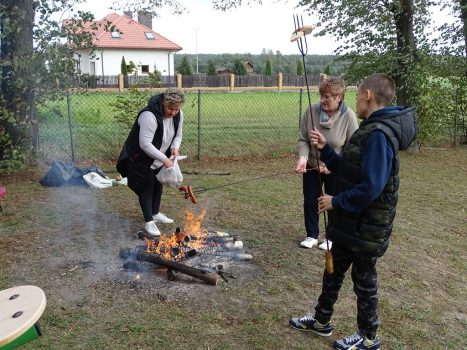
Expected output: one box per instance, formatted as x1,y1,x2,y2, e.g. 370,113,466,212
289,314,333,336
333,331,381,350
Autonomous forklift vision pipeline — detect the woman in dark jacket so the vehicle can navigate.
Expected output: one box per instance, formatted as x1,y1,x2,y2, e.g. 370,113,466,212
117,88,185,236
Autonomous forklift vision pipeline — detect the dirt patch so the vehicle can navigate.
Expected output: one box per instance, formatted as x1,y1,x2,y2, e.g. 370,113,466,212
2,183,258,302
1,151,466,349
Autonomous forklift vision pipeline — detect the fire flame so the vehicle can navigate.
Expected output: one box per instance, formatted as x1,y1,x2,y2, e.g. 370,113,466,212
145,210,210,260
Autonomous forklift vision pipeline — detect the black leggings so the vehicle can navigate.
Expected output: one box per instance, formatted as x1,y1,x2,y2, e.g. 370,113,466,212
138,168,163,222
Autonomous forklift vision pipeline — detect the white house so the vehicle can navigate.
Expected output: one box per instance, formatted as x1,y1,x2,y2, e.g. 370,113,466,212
71,13,182,78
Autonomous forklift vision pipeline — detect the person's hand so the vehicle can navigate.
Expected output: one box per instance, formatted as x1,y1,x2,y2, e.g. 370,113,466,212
319,164,331,175
318,194,334,213
295,156,308,174
163,158,174,168
171,148,179,158
310,128,327,150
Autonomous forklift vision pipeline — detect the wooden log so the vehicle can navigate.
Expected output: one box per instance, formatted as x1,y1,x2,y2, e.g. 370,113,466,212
135,230,160,243
123,260,161,271
136,251,218,285
120,247,143,260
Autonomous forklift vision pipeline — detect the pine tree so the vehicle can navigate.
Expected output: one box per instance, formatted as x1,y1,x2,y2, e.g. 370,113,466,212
232,59,247,75
121,56,128,76
177,56,193,75
264,60,272,76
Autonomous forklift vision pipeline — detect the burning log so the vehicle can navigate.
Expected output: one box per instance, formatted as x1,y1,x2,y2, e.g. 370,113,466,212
136,230,160,242
136,251,218,285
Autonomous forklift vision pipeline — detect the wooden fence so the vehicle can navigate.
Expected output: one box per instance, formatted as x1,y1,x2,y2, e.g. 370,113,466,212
80,73,323,91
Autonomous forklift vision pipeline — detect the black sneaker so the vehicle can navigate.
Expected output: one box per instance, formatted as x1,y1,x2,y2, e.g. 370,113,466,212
289,314,333,336
333,331,381,350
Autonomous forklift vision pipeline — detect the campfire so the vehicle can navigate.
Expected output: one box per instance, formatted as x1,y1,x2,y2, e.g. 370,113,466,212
120,210,252,285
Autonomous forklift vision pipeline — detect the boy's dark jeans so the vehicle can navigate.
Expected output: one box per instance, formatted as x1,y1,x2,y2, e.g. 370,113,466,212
315,243,379,339
303,170,335,239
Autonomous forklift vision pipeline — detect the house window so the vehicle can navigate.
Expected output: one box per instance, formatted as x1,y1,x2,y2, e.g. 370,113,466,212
141,65,149,74
144,32,155,39
111,31,120,38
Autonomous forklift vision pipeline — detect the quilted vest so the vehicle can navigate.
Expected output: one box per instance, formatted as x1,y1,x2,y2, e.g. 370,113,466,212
329,120,399,257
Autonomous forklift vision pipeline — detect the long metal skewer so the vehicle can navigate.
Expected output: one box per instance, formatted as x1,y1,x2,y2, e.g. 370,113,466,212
184,169,316,195
293,14,331,256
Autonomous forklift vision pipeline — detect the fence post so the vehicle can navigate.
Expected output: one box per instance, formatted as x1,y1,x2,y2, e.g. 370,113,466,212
118,74,124,91
277,73,283,91
229,74,235,91
66,90,76,163
197,90,201,160
177,74,182,88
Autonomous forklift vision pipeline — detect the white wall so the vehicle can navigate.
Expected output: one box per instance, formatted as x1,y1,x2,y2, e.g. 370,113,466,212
75,48,176,77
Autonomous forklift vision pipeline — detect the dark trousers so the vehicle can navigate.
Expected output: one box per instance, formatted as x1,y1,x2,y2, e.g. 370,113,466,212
138,168,163,222
303,170,335,239
314,243,379,339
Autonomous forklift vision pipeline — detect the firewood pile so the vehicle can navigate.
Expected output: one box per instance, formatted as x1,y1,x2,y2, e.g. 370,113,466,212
119,222,252,285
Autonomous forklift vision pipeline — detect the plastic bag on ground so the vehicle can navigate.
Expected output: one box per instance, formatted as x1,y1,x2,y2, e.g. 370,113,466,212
83,172,114,189
156,156,187,188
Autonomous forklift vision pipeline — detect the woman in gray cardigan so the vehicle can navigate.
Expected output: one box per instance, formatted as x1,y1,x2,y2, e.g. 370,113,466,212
295,77,358,249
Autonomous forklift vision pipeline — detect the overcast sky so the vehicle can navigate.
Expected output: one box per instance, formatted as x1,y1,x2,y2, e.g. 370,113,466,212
71,0,455,56
72,0,339,55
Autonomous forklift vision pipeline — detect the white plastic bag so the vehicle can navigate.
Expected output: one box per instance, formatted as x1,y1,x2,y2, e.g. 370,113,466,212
156,156,186,188
83,172,128,189
83,172,114,189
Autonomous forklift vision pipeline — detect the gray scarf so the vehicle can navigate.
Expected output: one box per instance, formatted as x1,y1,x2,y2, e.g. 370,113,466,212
319,101,348,129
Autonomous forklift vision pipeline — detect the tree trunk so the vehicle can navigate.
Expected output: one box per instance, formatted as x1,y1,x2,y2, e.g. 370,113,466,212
0,0,36,159
393,0,421,153
393,0,419,106
460,0,467,76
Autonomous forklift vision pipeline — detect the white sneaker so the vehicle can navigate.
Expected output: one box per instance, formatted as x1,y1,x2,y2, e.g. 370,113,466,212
144,221,161,236
300,237,318,249
153,212,174,224
318,240,332,250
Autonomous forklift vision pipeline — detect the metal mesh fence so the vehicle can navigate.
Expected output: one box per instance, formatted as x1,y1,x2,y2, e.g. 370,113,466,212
36,88,358,163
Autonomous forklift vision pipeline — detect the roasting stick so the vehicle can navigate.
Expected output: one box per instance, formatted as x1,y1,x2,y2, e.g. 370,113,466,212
292,14,333,274
178,167,319,202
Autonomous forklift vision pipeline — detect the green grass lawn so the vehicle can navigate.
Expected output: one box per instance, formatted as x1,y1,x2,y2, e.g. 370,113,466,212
36,90,358,161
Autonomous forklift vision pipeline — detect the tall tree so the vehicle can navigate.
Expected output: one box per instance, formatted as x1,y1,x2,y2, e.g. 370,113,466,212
121,56,128,75
264,60,272,76
0,0,36,164
177,56,193,75
0,0,186,169
293,0,432,105
207,60,217,75
231,59,247,75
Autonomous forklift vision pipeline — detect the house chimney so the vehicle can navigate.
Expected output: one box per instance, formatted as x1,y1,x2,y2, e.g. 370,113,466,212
123,11,133,19
138,12,153,29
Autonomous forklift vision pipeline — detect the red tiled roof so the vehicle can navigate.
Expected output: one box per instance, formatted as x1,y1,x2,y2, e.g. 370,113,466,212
81,13,182,51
